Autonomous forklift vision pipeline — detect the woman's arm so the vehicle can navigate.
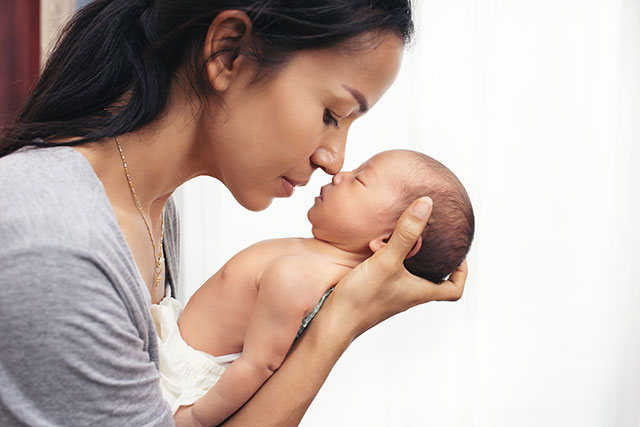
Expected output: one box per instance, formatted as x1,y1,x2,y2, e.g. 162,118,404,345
221,197,467,426
0,247,174,426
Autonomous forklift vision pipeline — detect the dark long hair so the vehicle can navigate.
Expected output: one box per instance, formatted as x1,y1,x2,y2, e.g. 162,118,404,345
0,0,413,158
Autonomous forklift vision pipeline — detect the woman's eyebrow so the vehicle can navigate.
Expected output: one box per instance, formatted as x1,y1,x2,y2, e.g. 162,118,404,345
342,84,369,113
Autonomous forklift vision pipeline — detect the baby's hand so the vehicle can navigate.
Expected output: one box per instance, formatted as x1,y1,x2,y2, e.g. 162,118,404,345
325,197,468,339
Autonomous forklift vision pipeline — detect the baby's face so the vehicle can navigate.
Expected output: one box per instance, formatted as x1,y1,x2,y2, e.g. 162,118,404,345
307,150,412,253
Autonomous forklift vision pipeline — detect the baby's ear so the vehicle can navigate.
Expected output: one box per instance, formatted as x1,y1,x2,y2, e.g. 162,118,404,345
405,234,422,259
369,233,422,259
369,234,391,253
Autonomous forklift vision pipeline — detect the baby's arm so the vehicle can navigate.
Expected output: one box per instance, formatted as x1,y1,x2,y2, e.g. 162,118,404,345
182,256,324,426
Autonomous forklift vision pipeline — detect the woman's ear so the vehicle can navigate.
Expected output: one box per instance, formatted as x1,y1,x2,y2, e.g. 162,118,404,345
203,10,253,92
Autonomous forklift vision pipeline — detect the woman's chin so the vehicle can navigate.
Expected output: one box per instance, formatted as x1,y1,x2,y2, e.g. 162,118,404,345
243,199,273,212
236,194,273,212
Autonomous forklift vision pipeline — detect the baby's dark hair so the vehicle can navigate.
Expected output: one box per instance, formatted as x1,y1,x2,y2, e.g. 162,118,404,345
398,152,474,283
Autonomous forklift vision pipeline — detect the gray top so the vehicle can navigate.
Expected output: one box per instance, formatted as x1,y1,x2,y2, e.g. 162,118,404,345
0,146,177,426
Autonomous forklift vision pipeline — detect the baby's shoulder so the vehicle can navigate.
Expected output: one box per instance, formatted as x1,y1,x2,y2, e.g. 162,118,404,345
229,238,347,290
245,237,309,254
229,238,310,268
257,254,337,310
214,238,303,283
262,251,345,292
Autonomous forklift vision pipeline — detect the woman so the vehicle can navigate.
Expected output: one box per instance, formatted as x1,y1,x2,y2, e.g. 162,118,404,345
0,1,467,425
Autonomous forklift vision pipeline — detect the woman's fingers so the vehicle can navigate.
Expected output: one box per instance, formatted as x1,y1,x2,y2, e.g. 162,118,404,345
381,197,433,266
445,258,468,300
403,259,468,305
368,196,468,306
326,198,467,338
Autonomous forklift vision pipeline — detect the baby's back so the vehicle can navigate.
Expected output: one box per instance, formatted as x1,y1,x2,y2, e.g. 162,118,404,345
178,237,348,357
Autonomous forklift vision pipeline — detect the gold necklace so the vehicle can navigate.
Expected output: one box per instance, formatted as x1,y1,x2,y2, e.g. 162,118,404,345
115,136,165,288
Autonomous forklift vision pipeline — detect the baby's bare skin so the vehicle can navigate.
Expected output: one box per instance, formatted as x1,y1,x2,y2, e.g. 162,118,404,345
179,237,359,358
176,238,364,426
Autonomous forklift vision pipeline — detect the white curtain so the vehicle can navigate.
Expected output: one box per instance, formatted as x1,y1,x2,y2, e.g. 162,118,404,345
177,1,640,425
40,0,76,63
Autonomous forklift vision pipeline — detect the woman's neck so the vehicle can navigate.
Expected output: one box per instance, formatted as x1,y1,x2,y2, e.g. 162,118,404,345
73,81,207,221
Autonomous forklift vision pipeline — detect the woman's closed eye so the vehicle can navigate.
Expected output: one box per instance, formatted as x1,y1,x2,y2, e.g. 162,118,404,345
323,109,339,129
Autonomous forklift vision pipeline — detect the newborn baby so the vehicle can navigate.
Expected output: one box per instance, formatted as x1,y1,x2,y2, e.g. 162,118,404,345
152,149,475,426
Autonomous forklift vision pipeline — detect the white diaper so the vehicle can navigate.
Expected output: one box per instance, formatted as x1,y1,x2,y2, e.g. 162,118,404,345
151,296,242,414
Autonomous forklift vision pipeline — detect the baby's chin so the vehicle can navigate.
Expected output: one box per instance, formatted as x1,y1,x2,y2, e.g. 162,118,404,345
306,204,319,225
308,223,333,244
308,222,321,240
307,208,333,241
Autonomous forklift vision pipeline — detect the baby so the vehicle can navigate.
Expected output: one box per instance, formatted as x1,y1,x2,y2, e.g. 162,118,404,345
152,149,475,425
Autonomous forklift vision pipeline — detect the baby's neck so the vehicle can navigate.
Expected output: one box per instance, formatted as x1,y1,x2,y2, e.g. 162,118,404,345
302,237,372,269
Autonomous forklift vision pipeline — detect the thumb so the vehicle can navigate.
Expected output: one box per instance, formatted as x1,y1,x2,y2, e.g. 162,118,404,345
383,197,433,264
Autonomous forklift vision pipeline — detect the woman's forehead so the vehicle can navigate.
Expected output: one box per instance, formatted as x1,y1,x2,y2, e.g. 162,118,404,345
288,33,403,103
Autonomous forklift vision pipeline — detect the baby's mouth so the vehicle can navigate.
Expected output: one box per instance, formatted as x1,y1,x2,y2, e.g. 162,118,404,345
318,185,328,200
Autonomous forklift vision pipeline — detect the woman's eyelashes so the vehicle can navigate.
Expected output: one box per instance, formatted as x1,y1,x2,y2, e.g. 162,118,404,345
323,109,340,129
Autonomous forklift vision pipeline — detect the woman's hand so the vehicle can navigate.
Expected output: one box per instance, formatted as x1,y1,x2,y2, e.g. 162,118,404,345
325,197,468,339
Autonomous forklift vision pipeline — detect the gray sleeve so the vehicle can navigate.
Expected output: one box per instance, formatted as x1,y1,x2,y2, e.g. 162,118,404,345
0,247,174,427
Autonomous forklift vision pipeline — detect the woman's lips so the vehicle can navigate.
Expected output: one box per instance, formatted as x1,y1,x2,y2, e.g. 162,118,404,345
281,176,310,197
282,177,295,197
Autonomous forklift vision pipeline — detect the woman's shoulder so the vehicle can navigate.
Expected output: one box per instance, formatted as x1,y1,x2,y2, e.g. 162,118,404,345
0,145,102,199
0,146,118,254
0,145,93,182
0,145,181,293
0,145,157,332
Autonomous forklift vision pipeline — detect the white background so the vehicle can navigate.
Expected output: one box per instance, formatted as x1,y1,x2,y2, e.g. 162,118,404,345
48,0,640,425
177,1,640,425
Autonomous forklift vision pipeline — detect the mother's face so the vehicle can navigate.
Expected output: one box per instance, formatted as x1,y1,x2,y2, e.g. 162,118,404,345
200,32,403,211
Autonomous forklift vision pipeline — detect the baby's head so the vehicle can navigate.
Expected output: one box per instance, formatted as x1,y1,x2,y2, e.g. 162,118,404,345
307,149,474,283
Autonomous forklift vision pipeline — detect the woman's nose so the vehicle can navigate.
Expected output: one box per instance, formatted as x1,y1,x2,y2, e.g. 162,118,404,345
311,147,345,176
310,134,346,175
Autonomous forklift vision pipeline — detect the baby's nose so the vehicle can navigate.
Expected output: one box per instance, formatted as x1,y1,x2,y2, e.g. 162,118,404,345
332,172,345,185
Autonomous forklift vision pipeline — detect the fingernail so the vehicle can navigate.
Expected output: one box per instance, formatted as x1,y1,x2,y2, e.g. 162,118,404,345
411,197,431,219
